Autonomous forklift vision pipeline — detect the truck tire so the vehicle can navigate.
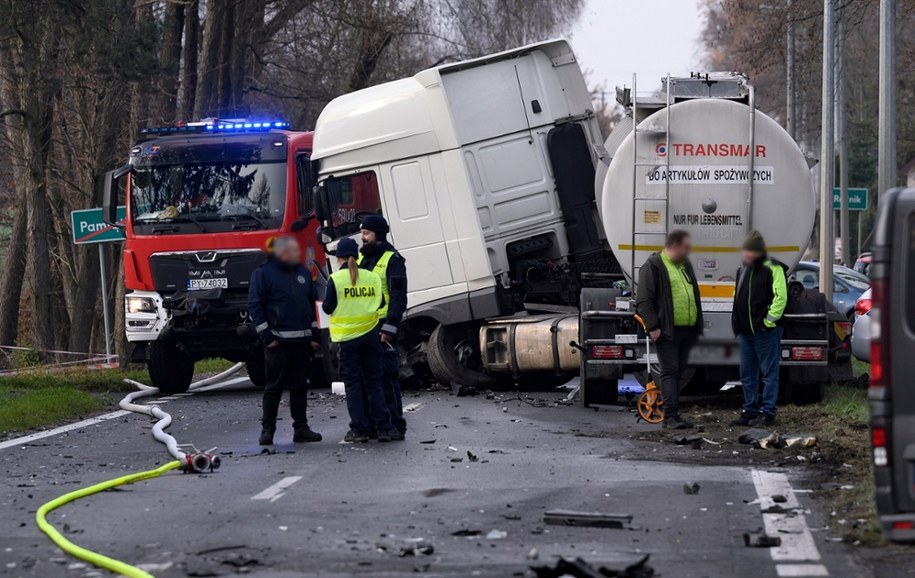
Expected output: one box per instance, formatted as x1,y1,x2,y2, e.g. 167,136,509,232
245,351,267,388
147,341,194,394
427,323,507,389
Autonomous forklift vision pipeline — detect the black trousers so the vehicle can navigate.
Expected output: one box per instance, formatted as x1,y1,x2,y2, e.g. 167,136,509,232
654,327,698,419
381,332,406,433
262,341,311,430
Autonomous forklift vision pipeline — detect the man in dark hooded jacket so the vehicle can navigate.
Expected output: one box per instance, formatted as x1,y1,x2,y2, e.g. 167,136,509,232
635,230,703,429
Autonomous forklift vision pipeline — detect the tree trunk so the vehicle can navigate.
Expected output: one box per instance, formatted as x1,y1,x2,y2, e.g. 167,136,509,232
156,0,185,124
195,0,231,118
0,206,27,345
181,0,200,120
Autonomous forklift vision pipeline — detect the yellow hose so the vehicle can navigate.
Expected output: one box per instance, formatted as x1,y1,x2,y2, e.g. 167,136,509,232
35,460,183,578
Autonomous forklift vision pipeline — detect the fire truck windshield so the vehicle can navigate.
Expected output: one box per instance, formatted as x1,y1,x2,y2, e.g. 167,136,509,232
130,160,287,234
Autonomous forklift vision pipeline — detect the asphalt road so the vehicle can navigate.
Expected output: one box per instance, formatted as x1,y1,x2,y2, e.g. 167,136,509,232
0,378,871,577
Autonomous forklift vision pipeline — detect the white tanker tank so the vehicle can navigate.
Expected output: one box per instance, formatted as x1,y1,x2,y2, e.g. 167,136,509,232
599,73,816,313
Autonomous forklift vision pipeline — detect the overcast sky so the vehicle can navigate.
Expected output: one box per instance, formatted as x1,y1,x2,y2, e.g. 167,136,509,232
570,0,705,99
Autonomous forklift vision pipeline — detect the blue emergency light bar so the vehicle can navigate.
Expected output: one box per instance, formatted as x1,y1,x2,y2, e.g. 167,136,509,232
139,118,290,137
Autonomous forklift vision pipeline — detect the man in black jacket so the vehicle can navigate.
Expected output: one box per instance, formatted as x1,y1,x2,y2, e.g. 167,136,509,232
729,231,788,427
248,236,323,446
635,230,703,429
358,215,408,439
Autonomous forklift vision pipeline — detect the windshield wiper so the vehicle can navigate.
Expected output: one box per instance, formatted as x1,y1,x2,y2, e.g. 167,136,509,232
168,214,207,232
226,213,268,230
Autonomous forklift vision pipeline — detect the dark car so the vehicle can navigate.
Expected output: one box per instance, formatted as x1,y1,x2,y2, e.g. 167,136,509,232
869,187,915,542
792,261,870,319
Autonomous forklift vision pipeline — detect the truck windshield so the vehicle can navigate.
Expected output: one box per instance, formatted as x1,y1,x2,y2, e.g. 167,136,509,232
130,161,287,232
321,171,383,239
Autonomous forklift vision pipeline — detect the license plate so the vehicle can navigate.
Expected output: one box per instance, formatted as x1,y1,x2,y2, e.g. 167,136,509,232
187,278,228,290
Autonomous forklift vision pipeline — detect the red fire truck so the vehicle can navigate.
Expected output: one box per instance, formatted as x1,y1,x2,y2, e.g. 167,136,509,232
103,119,331,393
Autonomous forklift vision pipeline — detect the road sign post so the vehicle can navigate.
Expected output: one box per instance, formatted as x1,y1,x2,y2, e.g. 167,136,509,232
71,207,126,363
832,188,868,211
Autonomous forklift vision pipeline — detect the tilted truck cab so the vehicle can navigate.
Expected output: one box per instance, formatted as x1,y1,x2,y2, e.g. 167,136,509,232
103,120,329,393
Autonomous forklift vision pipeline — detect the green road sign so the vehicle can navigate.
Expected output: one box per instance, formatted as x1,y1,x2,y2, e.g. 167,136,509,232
833,188,868,211
71,206,126,245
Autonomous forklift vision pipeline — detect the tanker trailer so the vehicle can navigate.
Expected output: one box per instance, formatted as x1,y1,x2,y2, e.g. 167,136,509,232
481,73,851,405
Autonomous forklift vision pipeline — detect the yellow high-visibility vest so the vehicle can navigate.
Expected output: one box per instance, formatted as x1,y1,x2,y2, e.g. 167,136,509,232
328,268,383,343
358,250,394,319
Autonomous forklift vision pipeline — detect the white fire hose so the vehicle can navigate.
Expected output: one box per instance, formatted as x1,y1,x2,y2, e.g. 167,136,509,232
121,361,245,472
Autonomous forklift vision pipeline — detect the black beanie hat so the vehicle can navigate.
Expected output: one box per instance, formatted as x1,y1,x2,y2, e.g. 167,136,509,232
743,230,766,253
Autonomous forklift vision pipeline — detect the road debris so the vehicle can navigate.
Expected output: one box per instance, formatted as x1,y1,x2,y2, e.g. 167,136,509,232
452,383,478,397
485,529,507,540
743,529,782,547
737,429,818,449
532,554,654,578
683,482,701,495
543,509,632,529
467,450,478,462
451,529,481,537
398,539,434,557
527,547,539,560
672,435,703,449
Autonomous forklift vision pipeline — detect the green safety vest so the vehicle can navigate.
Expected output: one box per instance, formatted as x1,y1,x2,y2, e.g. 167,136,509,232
328,268,383,343
357,250,394,320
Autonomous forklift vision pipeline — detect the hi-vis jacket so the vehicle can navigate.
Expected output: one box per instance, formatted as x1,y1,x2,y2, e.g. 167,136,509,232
323,269,383,342
358,241,407,337
732,256,788,336
248,257,320,343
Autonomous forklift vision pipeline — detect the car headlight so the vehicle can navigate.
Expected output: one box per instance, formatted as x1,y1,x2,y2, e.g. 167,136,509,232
126,296,157,314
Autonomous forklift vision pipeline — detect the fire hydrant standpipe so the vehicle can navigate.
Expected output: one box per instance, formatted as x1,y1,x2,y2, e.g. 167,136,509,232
35,362,245,577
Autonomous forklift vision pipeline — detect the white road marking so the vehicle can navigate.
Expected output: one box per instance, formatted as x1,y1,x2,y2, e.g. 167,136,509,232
0,375,253,451
751,470,829,577
776,564,830,577
251,476,302,503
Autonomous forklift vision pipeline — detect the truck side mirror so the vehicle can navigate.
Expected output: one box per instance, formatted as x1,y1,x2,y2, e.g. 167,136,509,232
317,226,333,245
103,164,132,226
314,184,329,222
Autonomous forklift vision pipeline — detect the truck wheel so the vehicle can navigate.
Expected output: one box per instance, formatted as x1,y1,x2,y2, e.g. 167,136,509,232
427,323,507,389
245,351,267,388
147,341,194,394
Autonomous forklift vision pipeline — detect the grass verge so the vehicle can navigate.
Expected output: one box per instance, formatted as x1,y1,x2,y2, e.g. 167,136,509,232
0,358,238,436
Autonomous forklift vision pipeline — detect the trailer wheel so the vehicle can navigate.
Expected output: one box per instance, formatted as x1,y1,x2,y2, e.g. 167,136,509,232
427,323,507,389
147,341,194,394
245,351,267,388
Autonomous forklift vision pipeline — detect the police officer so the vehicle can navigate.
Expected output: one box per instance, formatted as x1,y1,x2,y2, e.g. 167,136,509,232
358,215,407,440
323,238,394,443
248,236,323,446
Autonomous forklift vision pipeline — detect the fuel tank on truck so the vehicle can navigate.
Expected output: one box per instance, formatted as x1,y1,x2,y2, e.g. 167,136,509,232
598,96,816,309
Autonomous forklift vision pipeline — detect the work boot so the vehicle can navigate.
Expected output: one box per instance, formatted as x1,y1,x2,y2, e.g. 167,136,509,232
259,428,275,446
344,430,369,443
293,426,323,443
389,429,406,442
729,411,757,427
662,415,694,430
749,413,776,427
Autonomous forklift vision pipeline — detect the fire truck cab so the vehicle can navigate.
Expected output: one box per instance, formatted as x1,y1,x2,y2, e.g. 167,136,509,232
103,119,328,393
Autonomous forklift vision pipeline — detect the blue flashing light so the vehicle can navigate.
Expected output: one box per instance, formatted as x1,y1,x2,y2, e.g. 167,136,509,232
139,118,291,138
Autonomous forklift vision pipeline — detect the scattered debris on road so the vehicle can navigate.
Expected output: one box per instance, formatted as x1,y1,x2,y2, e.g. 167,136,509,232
543,509,633,529
673,435,703,449
683,482,701,495
398,538,434,557
532,554,654,578
737,429,818,450
743,529,782,547
485,529,507,540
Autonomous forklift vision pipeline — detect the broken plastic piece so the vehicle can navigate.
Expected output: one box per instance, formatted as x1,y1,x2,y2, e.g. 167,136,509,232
543,509,632,529
683,482,700,495
743,529,782,547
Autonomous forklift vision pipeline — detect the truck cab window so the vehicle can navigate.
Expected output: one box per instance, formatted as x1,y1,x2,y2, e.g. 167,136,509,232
323,171,382,238
296,154,313,217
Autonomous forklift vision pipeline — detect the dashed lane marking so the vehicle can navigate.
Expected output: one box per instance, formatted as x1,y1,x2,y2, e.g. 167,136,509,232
751,470,829,577
251,476,302,503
